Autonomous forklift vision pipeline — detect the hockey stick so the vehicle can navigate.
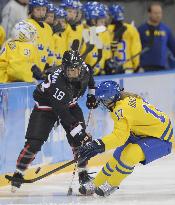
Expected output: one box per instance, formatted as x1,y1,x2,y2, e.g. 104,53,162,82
117,46,150,67
81,43,94,60
90,27,103,70
92,49,103,69
108,46,150,74
67,109,93,195
5,159,76,184
71,39,80,51
81,28,95,60
81,27,103,69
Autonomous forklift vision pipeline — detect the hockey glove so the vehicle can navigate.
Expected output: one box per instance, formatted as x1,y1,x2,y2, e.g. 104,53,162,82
78,139,105,164
31,65,44,80
70,123,92,146
105,59,124,75
86,94,98,109
44,66,58,75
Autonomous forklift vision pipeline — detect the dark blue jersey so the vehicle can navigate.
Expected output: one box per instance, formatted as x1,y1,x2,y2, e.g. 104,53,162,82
138,22,175,67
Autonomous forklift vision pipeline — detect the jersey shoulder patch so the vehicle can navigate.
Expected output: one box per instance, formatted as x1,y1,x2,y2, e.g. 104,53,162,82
7,41,16,50
128,96,137,108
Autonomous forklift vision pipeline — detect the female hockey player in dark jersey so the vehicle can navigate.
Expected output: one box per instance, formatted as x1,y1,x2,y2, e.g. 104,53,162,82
11,50,97,191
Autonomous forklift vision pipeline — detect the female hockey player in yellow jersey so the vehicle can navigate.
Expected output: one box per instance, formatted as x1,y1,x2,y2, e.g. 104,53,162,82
0,20,40,83
78,80,174,197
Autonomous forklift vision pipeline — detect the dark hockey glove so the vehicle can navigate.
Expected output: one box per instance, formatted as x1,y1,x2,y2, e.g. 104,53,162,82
86,94,98,109
70,123,92,146
78,139,105,164
44,66,58,75
31,65,44,80
105,59,124,75
105,59,115,75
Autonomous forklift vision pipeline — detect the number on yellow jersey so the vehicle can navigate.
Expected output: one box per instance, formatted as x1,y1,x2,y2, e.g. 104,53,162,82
142,99,165,123
114,40,126,62
115,109,123,120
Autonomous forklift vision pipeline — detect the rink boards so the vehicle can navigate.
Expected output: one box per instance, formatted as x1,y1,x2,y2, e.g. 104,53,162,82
0,70,175,187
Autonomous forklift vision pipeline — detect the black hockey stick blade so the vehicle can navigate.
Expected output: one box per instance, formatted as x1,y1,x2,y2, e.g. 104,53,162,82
5,159,76,184
81,43,94,59
71,39,80,51
92,49,103,68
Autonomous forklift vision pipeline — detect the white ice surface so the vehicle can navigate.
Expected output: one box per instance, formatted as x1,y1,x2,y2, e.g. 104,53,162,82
0,154,175,205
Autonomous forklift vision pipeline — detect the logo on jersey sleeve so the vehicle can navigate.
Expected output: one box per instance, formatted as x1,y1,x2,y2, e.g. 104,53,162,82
8,41,16,50
38,44,44,50
41,56,46,63
55,53,62,60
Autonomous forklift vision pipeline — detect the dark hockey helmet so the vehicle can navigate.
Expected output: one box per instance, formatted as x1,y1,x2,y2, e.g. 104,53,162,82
62,50,85,81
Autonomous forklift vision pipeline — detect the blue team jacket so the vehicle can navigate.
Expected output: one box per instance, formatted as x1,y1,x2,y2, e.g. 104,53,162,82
138,22,175,67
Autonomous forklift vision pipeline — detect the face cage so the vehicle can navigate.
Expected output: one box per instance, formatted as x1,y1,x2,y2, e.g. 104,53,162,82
65,66,82,81
98,98,115,112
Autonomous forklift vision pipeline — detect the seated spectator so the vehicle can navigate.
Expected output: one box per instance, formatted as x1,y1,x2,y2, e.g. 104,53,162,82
1,0,28,39
0,21,41,83
138,2,175,72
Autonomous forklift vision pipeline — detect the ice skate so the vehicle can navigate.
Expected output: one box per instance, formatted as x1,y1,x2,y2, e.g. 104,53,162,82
11,172,24,193
79,180,95,195
95,181,119,197
78,170,93,185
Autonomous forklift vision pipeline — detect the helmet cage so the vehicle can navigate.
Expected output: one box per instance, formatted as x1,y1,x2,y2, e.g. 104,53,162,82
62,50,84,81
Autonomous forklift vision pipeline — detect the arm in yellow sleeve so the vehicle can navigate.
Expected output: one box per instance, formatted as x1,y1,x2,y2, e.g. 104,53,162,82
102,118,130,151
0,26,6,47
130,27,142,69
0,44,8,83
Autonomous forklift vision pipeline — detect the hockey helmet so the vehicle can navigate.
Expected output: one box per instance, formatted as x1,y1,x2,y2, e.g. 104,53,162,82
62,50,85,81
60,0,80,9
46,3,56,13
55,7,67,18
11,20,37,43
29,0,48,11
95,81,123,110
109,4,124,22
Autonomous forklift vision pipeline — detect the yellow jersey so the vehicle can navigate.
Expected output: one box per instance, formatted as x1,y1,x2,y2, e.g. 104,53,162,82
102,96,174,150
66,24,84,51
0,25,6,48
53,32,68,66
27,19,54,71
85,28,112,75
110,23,142,72
0,40,39,83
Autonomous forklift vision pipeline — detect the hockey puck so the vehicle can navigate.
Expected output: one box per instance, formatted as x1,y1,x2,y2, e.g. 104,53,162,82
35,167,41,174
67,188,73,196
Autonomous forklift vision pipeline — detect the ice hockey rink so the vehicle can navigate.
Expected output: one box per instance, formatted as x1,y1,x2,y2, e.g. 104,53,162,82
0,154,175,205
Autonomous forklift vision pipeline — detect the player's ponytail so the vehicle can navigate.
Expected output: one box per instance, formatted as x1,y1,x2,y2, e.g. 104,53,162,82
120,92,142,100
